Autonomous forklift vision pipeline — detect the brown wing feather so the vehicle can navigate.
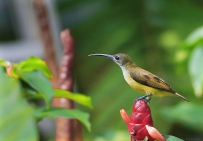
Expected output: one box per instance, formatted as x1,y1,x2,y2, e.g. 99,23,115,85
130,68,176,93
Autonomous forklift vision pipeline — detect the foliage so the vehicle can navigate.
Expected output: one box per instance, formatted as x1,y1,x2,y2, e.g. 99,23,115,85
54,89,93,109
162,102,203,132
181,27,203,97
144,135,184,141
161,27,203,140
0,66,37,141
188,46,203,97
0,57,92,141
176,27,203,97
163,135,184,141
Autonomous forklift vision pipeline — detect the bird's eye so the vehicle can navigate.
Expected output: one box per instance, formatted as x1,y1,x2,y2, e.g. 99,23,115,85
115,56,120,60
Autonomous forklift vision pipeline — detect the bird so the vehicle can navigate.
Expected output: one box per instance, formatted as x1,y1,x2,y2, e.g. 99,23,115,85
88,53,189,102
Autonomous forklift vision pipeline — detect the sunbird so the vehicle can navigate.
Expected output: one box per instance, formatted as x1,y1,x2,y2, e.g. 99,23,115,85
89,53,189,102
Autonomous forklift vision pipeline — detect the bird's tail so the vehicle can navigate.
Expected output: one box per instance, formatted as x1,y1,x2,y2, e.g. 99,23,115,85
175,93,190,102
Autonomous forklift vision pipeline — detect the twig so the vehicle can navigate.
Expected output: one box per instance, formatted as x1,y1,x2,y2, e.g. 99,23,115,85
33,0,58,87
54,29,75,141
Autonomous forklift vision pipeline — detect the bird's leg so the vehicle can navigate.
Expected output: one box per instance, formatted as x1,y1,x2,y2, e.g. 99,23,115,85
135,94,152,103
145,94,152,103
135,95,147,101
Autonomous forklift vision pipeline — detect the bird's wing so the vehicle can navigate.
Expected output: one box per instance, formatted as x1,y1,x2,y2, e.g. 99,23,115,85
130,69,176,93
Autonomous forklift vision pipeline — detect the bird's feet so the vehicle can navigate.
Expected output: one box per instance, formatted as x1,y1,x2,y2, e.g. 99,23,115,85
134,94,152,103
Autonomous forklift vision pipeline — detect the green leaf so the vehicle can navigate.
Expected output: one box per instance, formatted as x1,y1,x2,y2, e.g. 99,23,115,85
0,59,6,67
164,135,184,141
33,107,44,122
41,108,91,131
23,87,39,99
21,71,54,109
162,102,203,132
54,89,93,109
188,46,203,97
18,56,53,78
0,66,38,141
186,27,203,47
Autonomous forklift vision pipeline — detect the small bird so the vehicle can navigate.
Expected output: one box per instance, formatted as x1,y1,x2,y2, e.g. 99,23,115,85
88,53,189,102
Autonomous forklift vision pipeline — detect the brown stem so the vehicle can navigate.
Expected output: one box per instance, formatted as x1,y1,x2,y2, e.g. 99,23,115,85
54,29,83,141
33,0,58,87
53,29,75,141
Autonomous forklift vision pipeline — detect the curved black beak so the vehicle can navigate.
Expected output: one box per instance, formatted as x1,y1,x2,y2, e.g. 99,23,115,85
88,53,114,60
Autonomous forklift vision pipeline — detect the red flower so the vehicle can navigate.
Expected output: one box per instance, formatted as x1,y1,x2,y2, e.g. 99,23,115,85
120,100,165,141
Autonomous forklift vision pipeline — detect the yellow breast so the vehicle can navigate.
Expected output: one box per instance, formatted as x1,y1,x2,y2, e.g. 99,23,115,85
121,68,172,97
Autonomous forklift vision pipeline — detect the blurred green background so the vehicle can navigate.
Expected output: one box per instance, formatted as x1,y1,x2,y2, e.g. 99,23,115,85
1,0,203,140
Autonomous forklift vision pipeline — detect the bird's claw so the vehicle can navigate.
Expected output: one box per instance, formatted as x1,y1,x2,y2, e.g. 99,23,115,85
134,94,152,103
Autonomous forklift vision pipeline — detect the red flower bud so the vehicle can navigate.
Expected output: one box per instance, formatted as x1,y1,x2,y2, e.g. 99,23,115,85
120,100,165,141
146,125,166,141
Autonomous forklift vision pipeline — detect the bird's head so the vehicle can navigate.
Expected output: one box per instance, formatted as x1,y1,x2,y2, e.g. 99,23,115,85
88,53,133,67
